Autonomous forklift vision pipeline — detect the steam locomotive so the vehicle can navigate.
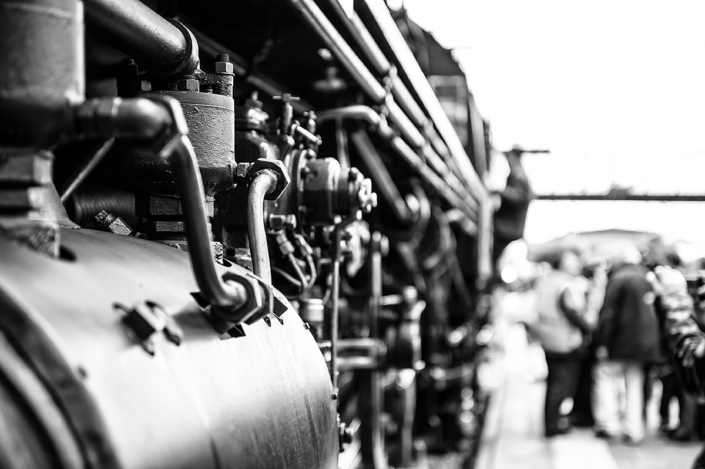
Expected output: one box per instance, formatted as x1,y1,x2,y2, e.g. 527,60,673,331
0,0,493,468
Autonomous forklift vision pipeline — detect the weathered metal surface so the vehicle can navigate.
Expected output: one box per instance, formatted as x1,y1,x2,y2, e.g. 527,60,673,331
83,0,199,77
114,91,234,196
0,0,82,146
0,228,339,469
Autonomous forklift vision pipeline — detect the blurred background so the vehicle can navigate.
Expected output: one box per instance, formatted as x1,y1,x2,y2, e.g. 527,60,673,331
398,0,705,251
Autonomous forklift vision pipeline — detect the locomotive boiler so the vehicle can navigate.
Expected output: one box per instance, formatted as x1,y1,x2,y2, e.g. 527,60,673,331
0,0,493,468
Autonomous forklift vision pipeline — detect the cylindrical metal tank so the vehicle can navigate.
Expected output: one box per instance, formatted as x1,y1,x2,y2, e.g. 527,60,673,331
0,228,339,469
0,0,83,146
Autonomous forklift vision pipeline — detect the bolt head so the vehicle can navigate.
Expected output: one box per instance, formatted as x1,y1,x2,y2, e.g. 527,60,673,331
235,162,252,184
177,78,200,92
122,60,139,76
215,61,234,75
138,80,152,92
268,214,287,231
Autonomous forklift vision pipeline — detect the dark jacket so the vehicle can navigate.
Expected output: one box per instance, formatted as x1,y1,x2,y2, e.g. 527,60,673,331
594,263,662,362
493,162,532,243
660,290,705,401
658,287,705,469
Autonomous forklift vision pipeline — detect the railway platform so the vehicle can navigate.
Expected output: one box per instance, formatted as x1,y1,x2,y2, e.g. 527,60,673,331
476,321,702,469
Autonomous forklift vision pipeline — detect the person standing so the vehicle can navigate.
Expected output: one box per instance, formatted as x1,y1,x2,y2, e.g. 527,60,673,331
533,250,592,437
651,266,705,468
592,244,662,445
492,146,533,264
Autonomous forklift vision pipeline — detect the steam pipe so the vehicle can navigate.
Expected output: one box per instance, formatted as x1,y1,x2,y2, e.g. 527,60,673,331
391,76,426,129
357,0,487,202
386,99,425,149
71,96,250,314
247,171,278,284
319,0,474,197
390,137,477,231
288,0,485,219
83,0,198,77
317,106,478,223
169,136,248,309
349,130,411,224
287,0,386,103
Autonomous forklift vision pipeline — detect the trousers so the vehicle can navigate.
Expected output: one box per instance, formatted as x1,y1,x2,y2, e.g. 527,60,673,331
593,360,645,440
544,352,582,435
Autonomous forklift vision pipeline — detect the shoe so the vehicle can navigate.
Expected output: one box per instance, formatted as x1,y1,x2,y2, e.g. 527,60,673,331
594,429,615,440
545,426,572,438
568,414,594,428
622,435,643,446
669,427,698,442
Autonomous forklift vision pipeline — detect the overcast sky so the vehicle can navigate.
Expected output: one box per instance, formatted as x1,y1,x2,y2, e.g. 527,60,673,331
403,0,705,247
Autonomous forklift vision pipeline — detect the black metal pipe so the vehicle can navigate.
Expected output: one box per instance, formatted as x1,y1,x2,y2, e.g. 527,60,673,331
358,0,487,203
169,136,248,310
349,130,411,224
321,0,391,77
390,137,477,232
287,0,386,103
71,96,250,315
290,0,485,220
391,76,426,129
320,0,477,202
83,0,198,77
386,99,425,149
73,98,173,140
317,106,477,225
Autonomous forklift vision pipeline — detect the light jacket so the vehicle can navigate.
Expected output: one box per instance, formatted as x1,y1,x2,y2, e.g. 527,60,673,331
534,270,587,353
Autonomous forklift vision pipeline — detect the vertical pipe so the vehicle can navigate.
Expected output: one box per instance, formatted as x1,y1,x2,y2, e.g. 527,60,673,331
247,170,278,284
330,239,340,390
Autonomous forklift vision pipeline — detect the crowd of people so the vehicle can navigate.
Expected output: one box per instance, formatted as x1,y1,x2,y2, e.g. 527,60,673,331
528,243,705,454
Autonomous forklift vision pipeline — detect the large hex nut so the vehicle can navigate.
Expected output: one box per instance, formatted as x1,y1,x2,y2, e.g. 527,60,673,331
176,77,200,92
248,158,291,201
234,162,252,185
216,272,265,324
215,61,234,75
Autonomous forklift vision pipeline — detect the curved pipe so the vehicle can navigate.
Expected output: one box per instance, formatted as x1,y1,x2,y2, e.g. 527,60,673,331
317,105,380,126
73,98,173,140
72,96,249,314
247,171,278,284
300,0,485,203
169,136,248,309
84,0,198,77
